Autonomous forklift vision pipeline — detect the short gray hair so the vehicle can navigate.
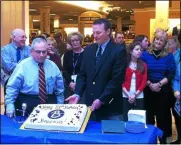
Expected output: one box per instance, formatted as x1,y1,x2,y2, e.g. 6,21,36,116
31,38,47,50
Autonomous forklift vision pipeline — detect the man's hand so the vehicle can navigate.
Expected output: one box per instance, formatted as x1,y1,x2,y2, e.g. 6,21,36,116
174,91,180,100
91,99,102,111
65,95,79,104
6,110,16,118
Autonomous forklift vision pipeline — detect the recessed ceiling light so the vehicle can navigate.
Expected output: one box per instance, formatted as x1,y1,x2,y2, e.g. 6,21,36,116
50,14,56,16
29,9,36,12
33,20,40,22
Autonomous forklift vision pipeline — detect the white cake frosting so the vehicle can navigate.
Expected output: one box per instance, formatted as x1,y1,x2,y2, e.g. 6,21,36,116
24,104,88,132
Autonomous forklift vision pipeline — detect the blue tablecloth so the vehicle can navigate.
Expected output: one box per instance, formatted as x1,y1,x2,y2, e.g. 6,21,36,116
0,115,162,144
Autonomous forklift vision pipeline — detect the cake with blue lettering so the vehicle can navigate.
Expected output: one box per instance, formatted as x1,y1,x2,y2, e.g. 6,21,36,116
24,104,88,132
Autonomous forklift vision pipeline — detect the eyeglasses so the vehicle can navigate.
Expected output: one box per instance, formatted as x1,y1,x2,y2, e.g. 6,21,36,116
33,49,47,54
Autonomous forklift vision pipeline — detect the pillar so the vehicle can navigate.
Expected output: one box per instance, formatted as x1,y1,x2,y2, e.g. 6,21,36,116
155,1,169,30
1,1,29,46
40,7,50,34
78,21,84,35
117,17,122,32
29,15,33,30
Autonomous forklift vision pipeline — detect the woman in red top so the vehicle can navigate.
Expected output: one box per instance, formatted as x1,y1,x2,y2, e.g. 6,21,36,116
122,41,147,121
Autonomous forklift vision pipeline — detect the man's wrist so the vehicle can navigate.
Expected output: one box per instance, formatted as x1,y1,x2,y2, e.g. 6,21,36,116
174,91,180,97
73,94,80,100
6,103,15,112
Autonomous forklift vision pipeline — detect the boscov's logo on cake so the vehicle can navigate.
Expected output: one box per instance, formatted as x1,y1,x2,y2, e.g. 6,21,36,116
48,110,65,119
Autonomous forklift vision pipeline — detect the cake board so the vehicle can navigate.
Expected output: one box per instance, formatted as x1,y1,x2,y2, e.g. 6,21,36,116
20,107,92,134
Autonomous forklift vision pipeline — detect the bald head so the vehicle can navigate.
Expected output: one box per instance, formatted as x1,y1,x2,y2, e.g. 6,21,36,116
11,28,27,47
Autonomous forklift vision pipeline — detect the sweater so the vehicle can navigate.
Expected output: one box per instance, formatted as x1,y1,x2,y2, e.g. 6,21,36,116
122,62,147,92
141,51,176,83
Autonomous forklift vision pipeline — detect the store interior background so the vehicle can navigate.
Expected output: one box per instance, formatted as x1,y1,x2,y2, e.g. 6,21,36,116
1,1,180,46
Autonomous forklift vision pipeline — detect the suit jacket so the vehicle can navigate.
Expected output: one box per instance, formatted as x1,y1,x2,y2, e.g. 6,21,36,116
172,26,180,36
75,41,127,121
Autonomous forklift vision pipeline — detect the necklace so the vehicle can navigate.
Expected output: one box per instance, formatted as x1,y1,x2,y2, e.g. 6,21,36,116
152,51,161,58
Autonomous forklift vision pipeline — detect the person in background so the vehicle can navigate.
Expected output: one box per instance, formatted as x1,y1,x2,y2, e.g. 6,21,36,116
41,33,50,39
5,38,64,118
133,35,149,51
54,32,67,57
115,32,126,48
122,41,147,121
66,18,127,121
1,29,31,91
168,36,180,64
141,30,176,144
171,56,180,144
168,36,181,144
46,37,63,71
63,32,84,97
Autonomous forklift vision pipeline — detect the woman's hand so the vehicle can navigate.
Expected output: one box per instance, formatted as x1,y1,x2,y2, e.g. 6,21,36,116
128,94,136,104
69,82,76,91
149,83,161,92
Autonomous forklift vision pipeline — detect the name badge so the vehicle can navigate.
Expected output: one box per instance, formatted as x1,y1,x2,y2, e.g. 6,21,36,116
71,75,77,83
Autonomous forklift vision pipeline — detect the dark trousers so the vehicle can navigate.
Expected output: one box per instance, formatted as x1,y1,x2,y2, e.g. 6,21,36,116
144,84,172,143
8,93,57,116
123,97,144,121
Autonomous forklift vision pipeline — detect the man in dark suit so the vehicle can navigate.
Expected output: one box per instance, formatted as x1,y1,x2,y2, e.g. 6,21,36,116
66,18,127,121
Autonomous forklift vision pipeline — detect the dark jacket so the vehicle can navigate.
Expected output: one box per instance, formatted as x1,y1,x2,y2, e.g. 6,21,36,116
75,41,127,121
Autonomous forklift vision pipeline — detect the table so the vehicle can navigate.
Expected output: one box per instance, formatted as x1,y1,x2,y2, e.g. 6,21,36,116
0,115,162,144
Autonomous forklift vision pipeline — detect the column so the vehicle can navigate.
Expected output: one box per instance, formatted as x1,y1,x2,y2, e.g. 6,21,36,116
155,1,169,30
1,1,29,46
40,7,50,34
117,17,122,32
78,20,84,35
29,15,34,30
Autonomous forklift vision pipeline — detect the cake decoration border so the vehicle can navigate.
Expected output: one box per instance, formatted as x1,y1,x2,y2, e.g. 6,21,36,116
19,106,92,134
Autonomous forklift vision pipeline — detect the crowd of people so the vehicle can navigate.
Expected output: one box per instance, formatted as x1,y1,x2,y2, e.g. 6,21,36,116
1,18,180,144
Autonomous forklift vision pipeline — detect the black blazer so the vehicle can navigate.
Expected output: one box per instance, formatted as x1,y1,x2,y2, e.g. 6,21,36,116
75,41,127,121
172,26,180,36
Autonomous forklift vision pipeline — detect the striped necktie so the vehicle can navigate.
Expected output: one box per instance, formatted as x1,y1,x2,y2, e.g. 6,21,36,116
95,45,102,66
16,47,21,62
38,63,47,104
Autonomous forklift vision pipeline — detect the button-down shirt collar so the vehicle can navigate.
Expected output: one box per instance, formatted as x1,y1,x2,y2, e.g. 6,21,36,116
97,39,110,54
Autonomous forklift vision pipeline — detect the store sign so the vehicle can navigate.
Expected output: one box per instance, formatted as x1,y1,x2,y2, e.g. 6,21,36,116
80,17,101,21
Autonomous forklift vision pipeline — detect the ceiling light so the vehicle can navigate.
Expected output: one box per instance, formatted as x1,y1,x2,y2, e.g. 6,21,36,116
69,18,73,20
33,20,40,22
29,9,36,12
50,14,56,16
57,1,110,13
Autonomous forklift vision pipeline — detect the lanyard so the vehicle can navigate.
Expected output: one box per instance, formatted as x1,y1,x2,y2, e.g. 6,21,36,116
72,51,81,74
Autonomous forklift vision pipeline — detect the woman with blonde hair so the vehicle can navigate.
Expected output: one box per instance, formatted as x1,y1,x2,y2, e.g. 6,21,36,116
63,32,84,97
141,30,176,143
46,37,63,71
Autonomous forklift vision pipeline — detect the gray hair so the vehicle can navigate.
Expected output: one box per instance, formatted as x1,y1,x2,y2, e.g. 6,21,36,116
31,37,47,50
10,28,24,39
